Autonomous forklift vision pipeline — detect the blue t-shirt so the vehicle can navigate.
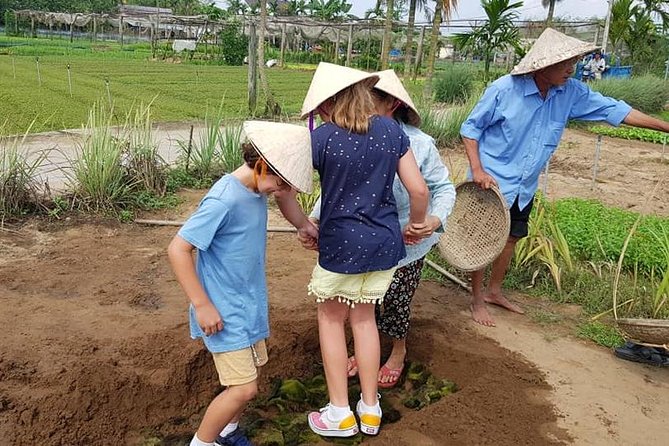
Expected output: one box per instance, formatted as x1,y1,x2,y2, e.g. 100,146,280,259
177,175,269,353
312,115,410,274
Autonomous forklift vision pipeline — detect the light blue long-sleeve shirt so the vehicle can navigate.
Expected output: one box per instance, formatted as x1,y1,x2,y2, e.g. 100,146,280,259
460,74,632,209
311,122,456,268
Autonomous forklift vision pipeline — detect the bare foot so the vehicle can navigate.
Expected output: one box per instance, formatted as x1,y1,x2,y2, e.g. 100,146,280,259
347,356,358,377
484,292,525,315
471,303,496,327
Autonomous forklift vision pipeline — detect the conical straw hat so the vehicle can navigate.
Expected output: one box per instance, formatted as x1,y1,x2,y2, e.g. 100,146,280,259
301,62,379,118
243,120,313,194
511,28,599,76
373,69,421,127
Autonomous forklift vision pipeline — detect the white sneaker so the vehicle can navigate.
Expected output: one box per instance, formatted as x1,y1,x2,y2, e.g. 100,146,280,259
308,404,359,437
356,397,382,435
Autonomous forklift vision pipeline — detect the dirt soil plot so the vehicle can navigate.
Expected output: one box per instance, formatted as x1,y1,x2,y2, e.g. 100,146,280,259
1,128,668,445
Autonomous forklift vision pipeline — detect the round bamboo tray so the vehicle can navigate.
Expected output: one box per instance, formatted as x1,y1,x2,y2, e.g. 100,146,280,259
616,318,669,347
438,182,510,272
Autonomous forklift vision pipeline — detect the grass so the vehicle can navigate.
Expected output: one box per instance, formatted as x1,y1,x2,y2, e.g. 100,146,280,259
0,37,315,135
577,321,625,348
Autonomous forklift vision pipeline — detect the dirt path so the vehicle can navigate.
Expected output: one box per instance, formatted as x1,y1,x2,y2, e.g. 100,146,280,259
1,197,668,444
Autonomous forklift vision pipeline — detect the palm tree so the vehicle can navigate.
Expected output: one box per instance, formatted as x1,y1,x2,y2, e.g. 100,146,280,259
257,0,281,116
541,0,564,25
424,0,459,96
452,0,522,83
640,0,669,30
308,0,352,21
609,0,636,59
226,0,249,15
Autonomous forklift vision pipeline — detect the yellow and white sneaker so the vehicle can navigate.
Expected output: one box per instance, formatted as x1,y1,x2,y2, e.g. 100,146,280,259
356,397,382,435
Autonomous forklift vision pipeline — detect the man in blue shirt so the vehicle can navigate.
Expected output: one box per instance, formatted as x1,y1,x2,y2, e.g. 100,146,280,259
461,28,669,327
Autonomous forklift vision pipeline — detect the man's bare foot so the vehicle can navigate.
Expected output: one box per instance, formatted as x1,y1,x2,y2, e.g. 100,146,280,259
471,303,496,327
484,292,525,315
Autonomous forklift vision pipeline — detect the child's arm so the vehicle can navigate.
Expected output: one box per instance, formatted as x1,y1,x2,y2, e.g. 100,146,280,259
168,235,223,336
397,149,430,244
274,189,319,250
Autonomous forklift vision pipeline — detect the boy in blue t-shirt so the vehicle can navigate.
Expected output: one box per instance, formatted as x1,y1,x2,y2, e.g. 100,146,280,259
168,121,316,446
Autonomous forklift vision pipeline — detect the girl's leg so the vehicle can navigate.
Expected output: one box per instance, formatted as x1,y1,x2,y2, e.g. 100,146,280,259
196,380,258,442
317,299,350,407
349,302,380,405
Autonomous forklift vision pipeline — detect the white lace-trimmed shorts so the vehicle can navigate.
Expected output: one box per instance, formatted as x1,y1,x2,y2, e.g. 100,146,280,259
307,263,397,307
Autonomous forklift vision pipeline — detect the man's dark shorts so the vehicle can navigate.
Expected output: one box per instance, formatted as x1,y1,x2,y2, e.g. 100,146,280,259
509,195,534,239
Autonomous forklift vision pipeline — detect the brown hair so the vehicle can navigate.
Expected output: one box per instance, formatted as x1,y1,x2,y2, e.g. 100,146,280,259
329,79,377,134
371,89,411,124
242,142,281,188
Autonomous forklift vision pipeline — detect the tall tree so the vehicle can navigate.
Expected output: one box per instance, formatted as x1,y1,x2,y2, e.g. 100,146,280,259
452,0,522,82
257,0,281,116
424,0,458,96
609,0,636,59
380,0,395,69
541,0,563,26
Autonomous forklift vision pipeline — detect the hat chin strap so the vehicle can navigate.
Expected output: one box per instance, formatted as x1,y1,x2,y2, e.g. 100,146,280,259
309,112,315,131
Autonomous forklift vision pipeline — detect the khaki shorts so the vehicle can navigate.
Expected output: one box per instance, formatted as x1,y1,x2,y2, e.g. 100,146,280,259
308,263,397,307
211,339,268,386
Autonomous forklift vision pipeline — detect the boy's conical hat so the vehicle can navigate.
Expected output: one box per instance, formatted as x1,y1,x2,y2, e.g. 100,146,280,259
511,28,599,75
243,120,313,194
373,69,421,127
300,62,379,118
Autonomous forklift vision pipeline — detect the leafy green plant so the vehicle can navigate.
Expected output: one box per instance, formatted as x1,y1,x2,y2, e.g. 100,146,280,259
68,104,130,211
219,124,244,173
577,321,625,348
177,106,225,181
0,124,47,218
419,89,479,148
219,21,248,66
589,125,668,145
296,182,321,215
433,65,475,104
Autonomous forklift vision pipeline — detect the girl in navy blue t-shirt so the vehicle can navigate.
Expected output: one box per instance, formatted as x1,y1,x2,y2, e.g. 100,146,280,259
299,63,429,438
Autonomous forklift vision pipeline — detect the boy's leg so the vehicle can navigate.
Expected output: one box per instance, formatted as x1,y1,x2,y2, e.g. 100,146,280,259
349,302,380,406
196,380,258,442
317,299,350,407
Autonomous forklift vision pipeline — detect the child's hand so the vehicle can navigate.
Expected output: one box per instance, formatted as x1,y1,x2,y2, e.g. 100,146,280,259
194,302,224,336
298,218,319,251
406,216,441,238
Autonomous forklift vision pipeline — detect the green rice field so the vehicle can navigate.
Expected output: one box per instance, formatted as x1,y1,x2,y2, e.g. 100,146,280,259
0,36,315,135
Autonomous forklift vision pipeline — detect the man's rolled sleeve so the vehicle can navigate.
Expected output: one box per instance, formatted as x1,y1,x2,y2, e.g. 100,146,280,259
460,85,499,141
605,100,633,127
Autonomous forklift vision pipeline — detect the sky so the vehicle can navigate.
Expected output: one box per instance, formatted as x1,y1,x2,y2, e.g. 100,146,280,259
351,0,610,22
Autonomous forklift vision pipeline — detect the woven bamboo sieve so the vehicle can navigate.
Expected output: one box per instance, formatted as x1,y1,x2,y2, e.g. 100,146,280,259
438,181,510,272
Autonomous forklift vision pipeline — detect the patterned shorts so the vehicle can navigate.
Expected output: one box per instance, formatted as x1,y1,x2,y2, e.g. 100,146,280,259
376,257,425,339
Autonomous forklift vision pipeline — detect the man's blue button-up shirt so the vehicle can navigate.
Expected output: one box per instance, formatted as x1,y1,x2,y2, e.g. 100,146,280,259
460,74,632,209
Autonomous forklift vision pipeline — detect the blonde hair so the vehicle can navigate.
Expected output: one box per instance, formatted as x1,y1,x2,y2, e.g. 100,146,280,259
329,79,377,134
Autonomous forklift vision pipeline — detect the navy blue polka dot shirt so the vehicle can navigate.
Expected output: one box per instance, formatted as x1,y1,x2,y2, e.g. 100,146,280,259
312,115,410,274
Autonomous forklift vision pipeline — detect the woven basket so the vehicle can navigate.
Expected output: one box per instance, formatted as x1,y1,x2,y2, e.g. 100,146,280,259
438,182,510,272
616,318,669,346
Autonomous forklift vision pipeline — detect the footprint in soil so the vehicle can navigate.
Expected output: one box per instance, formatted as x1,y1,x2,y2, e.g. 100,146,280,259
128,291,163,310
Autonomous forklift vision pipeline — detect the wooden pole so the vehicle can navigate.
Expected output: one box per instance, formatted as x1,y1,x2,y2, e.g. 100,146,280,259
279,23,287,67
591,135,603,189
334,28,341,64
247,20,258,114
346,23,353,67
36,57,41,87
67,64,73,97
413,25,425,81
119,15,124,48
93,16,97,41
424,259,472,292
135,219,298,233
12,57,16,80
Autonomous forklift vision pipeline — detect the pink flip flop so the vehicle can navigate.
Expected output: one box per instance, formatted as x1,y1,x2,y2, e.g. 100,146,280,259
378,364,404,388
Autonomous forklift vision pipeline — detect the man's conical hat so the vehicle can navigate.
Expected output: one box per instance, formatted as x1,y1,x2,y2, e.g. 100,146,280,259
511,28,599,75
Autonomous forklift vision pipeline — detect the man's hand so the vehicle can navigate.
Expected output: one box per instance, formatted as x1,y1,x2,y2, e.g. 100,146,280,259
194,301,223,336
472,168,497,189
297,218,319,250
